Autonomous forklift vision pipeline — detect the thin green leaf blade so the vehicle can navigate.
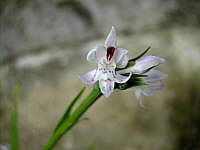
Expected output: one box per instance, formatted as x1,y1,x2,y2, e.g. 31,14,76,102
121,73,148,78
131,81,149,86
10,84,21,150
132,74,148,78
54,86,86,132
129,46,151,62
10,109,18,150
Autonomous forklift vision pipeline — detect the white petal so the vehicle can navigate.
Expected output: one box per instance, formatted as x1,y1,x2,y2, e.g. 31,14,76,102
78,69,99,85
135,88,147,109
116,54,129,68
119,55,165,74
140,81,165,96
114,48,128,63
113,48,128,66
142,69,168,81
134,80,165,108
96,45,106,61
87,48,97,63
114,72,132,83
99,79,115,97
105,26,117,48
133,56,165,73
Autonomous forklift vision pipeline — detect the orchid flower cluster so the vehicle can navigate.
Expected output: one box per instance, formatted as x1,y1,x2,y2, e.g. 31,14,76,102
79,26,167,108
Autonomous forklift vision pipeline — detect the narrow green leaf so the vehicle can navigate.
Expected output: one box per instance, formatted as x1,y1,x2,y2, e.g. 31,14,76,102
121,73,148,78
10,84,21,150
129,46,151,62
54,86,86,132
131,81,149,86
132,74,148,78
10,109,18,150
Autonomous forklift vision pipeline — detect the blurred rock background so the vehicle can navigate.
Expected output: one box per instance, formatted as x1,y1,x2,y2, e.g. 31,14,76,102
0,0,200,150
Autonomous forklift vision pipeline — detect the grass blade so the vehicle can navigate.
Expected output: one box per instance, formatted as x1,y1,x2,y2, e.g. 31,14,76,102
132,74,148,78
10,84,21,150
129,46,151,62
54,86,86,132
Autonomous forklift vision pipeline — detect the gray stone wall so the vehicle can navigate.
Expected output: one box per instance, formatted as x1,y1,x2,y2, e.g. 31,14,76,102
0,0,200,150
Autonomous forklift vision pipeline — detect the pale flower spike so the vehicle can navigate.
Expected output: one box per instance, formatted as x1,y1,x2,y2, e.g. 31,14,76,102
78,26,132,97
79,26,167,108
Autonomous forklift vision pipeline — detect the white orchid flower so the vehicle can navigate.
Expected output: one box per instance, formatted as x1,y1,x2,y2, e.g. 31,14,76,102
79,26,132,97
134,69,167,108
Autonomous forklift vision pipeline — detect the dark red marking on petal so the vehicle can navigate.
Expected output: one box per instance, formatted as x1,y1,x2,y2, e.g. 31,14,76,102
106,46,115,61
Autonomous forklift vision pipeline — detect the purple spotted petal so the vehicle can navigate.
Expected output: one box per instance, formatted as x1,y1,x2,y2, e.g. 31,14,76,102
114,72,132,83
99,79,115,97
104,26,117,48
78,69,98,85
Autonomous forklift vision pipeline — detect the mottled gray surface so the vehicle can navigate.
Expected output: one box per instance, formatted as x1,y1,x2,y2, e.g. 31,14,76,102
0,0,200,150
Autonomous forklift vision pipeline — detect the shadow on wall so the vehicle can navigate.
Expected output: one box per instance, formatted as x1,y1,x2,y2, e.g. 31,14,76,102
168,71,200,150
168,0,200,25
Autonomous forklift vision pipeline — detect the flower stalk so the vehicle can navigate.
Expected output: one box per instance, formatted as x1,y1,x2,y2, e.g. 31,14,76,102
42,83,102,150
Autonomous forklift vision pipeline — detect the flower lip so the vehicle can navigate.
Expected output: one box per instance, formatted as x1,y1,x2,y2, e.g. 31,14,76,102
106,46,115,61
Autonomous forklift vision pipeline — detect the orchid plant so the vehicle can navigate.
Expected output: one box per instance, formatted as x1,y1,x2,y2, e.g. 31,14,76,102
41,26,167,150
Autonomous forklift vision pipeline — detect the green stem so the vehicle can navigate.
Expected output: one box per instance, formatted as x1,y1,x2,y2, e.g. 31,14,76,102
42,84,102,150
